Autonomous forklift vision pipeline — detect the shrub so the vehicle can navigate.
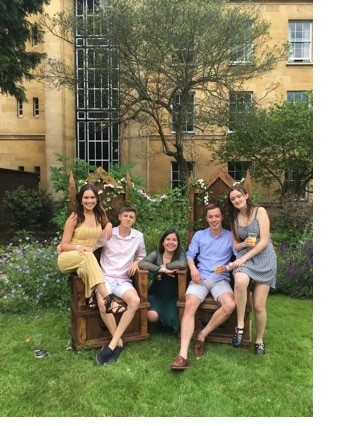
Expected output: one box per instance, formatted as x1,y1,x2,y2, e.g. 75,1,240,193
274,222,313,299
0,236,70,313
3,185,56,232
268,200,312,234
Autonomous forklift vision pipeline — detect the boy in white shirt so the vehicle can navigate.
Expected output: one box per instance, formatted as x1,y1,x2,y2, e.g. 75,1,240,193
95,204,146,365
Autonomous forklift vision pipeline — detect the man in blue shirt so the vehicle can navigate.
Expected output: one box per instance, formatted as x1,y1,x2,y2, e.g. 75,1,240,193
170,203,236,370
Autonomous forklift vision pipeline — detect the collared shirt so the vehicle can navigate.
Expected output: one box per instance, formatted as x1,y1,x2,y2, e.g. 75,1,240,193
186,227,234,281
95,226,146,284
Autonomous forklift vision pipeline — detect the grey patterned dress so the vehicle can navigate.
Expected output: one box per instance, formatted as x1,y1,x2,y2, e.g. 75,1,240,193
234,207,276,288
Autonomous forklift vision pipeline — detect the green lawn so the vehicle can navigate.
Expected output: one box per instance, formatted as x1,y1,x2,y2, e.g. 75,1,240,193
0,294,312,418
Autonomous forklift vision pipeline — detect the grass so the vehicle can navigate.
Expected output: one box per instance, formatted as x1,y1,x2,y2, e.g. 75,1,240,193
0,294,312,418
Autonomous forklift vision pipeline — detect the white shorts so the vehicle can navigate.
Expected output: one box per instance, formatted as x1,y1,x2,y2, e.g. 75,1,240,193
104,277,135,299
185,275,233,303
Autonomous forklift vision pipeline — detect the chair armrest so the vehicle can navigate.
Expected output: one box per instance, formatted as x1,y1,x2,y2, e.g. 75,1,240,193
176,269,189,302
133,268,149,304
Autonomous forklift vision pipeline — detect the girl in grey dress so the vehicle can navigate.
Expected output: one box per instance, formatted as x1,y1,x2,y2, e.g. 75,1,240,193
227,184,277,355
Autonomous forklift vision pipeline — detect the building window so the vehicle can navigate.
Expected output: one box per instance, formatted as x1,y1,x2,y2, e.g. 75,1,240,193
288,21,312,63
18,166,24,171
74,0,120,171
171,92,195,133
32,24,39,47
34,166,41,174
228,91,253,132
227,161,251,182
33,97,39,117
230,20,254,63
171,162,194,188
287,91,309,103
285,170,309,201
17,100,23,117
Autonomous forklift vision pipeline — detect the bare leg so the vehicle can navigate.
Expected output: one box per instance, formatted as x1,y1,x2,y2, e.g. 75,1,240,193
147,309,159,324
105,289,140,350
252,283,270,344
233,272,250,328
96,291,121,345
178,294,200,359
197,292,235,342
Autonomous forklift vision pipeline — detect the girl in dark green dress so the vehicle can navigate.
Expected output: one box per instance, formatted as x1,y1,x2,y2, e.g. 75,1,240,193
139,229,187,333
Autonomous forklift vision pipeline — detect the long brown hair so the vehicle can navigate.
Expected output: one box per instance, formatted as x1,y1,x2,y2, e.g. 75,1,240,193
227,185,256,240
75,184,103,225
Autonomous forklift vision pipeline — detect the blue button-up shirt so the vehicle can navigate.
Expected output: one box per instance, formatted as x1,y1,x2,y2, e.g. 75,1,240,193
186,227,234,281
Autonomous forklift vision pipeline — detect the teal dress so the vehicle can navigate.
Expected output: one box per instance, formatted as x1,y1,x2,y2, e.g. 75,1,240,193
138,250,187,333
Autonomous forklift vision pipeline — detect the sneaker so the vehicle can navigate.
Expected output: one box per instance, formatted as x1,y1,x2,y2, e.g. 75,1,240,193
254,343,265,355
106,345,123,363
232,327,244,348
96,345,112,365
170,355,190,370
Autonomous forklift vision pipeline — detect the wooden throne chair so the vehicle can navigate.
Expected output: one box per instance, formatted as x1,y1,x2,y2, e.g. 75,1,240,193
67,167,150,349
176,168,253,347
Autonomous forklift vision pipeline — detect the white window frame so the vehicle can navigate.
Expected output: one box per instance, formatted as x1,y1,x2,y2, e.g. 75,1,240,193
171,162,194,188
32,25,39,47
230,20,254,64
33,97,39,117
228,91,253,133
17,100,23,117
288,21,312,63
171,92,195,133
227,161,251,182
287,91,309,103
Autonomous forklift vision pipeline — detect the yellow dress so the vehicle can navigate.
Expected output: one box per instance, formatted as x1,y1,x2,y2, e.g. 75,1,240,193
57,223,103,297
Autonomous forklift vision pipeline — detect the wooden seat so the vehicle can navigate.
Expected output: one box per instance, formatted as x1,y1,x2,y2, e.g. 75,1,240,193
178,169,254,346
176,269,252,346
67,167,150,349
70,268,150,349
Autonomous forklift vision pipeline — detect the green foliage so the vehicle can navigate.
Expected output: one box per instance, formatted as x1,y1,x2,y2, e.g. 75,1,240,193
49,153,97,196
274,223,313,299
268,200,312,234
130,185,191,252
2,185,56,232
49,154,193,251
213,93,313,199
45,0,288,185
0,157,313,314
0,236,70,313
0,0,50,101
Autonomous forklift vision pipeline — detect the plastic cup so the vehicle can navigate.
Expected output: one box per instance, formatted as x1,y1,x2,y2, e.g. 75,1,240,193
213,265,222,274
248,233,257,246
33,333,42,346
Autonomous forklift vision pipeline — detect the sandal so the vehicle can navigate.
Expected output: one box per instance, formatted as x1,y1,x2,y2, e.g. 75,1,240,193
86,290,97,309
103,293,128,315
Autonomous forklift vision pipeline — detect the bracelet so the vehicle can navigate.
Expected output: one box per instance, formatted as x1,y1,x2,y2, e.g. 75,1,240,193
226,265,230,272
76,245,81,251
241,241,246,249
160,267,167,273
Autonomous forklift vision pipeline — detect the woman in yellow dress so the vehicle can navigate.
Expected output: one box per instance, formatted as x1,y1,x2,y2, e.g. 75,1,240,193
57,183,126,313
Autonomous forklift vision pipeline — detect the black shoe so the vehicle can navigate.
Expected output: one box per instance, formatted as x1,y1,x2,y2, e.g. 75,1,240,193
254,343,265,355
107,345,123,363
96,345,112,365
232,327,244,347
